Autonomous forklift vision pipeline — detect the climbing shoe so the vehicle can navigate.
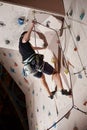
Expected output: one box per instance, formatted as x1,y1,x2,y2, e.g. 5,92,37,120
61,89,72,96
49,86,57,99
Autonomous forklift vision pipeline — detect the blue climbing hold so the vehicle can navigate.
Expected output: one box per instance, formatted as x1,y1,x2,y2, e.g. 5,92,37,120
80,12,85,20
53,122,56,128
18,17,25,25
78,73,82,79
8,53,12,58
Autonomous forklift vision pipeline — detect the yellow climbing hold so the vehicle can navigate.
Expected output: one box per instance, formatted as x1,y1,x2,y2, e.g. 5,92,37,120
64,69,69,74
51,57,56,63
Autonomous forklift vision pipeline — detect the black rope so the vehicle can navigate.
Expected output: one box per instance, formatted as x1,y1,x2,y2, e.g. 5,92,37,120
74,105,87,115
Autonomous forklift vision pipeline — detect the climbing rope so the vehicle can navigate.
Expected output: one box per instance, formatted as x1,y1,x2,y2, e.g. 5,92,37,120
31,12,87,130
32,10,39,54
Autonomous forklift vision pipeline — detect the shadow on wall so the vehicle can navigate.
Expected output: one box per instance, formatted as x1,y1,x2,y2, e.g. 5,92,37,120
0,64,29,130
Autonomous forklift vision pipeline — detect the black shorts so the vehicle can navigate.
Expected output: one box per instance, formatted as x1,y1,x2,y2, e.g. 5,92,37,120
33,62,54,78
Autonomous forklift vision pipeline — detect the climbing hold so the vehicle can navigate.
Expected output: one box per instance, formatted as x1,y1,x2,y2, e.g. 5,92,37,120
51,57,56,63
40,88,42,92
8,53,12,58
53,122,56,128
18,17,25,25
64,69,69,74
0,3,3,6
83,67,86,70
37,108,39,112
78,73,82,79
80,11,85,20
14,62,18,67
67,24,71,29
32,90,35,95
83,101,87,106
74,47,78,51
69,9,73,16
43,105,45,110
48,111,51,116
0,21,6,26
73,126,78,130
46,20,50,27
76,35,80,41
5,40,10,44
3,52,6,56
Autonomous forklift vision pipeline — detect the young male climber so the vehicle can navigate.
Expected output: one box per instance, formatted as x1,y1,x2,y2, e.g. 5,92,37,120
19,20,72,99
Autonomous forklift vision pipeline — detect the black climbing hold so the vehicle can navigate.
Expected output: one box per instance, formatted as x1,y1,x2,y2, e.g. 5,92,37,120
0,21,6,26
80,12,85,20
76,35,80,41
5,40,10,44
46,21,50,27
69,9,73,16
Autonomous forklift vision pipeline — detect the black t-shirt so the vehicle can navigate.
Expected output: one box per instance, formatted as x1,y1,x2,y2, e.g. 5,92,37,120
19,36,35,61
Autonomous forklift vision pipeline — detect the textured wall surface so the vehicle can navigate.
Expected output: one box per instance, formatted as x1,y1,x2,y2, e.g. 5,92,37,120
0,1,87,130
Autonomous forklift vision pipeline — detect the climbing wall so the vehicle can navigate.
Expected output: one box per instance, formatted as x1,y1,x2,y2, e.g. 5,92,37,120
0,0,87,130
62,0,87,130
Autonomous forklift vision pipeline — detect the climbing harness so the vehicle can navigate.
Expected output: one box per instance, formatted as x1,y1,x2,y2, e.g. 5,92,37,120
23,53,44,76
